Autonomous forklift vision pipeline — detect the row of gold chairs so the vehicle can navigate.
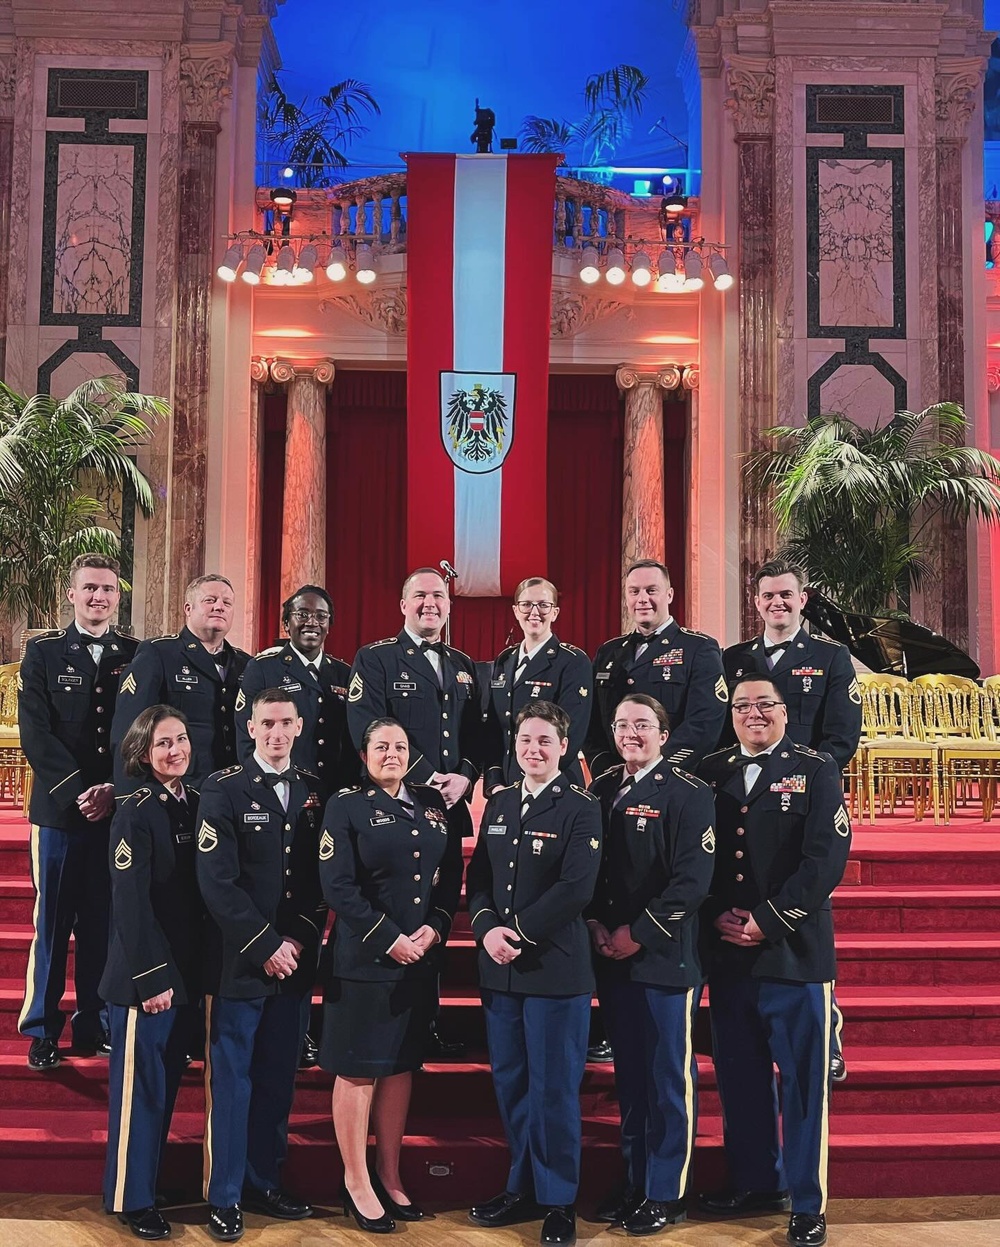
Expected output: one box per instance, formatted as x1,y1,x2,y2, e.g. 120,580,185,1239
850,673,1000,824
0,661,31,811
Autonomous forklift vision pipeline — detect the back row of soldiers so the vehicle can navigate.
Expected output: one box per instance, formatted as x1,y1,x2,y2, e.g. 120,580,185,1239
17,554,861,1074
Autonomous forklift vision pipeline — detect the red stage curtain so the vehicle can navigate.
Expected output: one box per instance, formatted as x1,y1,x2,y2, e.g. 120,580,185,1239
257,394,288,652
324,371,408,661
663,395,687,627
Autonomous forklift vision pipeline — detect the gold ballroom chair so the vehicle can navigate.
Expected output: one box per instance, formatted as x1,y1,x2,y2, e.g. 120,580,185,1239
913,674,1000,822
0,662,31,811
855,672,941,824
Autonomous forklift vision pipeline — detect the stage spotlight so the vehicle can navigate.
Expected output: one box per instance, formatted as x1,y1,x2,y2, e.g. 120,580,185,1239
683,249,704,291
631,251,652,287
656,249,682,292
270,187,297,212
325,243,348,281
579,245,600,283
709,252,734,290
217,242,243,282
662,181,687,214
274,243,296,285
355,243,376,284
296,242,318,282
605,247,626,285
241,241,266,285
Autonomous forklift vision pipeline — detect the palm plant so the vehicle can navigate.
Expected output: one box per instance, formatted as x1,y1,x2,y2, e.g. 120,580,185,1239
519,64,649,174
0,376,166,627
259,75,380,187
745,404,1000,616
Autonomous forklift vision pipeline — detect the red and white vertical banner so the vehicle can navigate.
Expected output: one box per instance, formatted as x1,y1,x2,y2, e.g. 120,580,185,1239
406,152,558,596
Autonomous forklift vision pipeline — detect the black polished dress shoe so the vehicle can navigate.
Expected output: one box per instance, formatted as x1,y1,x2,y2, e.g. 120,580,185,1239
427,1022,466,1059
27,1038,61,1070
698,1188,791,1217
623,1198,687,1236
369,1167,427,1220
788,1213,827,1246
469,1191,542,1227
117,1207,171,1240
299,1032,319,1069
829,1052,847,1083
594,1186,642,1223
241,1187,312,1220
541,1205,576,1246
586,1038,614,1063
342,1184,395,1234
76,1029,112,1056
207,1205,244,1241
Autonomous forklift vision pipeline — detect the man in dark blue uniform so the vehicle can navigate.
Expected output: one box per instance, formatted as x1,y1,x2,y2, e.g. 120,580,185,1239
112,575,250,791
698,676,852,1247
483,577,592,793
587,561,728,777
722,559,861,1082
236,584,356,796
17,554,139,1069
196,689,324,1241
347,567,482,1057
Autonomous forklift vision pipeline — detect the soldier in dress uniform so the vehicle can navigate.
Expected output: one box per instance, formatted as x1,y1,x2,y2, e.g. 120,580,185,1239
697,676,852,1247
722,559,862,1083
17,554,139,1069
483,577,592,794
586,561,728,778
467,701,603,1247
195,690,325,1242
112,575,250,791
587,694,715,1236
102,706,203,1242
236,584,357,797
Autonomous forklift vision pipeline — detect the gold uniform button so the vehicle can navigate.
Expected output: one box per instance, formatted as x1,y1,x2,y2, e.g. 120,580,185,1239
413,897,420,904
442,713,449,720
512,838,519,845
504,908,510,915
411,829,419,837
735,873,744,882
736,828,745,836
627,678,634,685
96,706,105,714
318,739,325,746
318,718,325,725
97,726,106,734
413,851,420,858
98,746,106,754
285,846,291,854
285,891,292,898
414,874,421,881
318,697,323,704
95,687,103,694
443,731,450,738
735,850,744,859
285,868,292,876
284,824,291,831
509,862,514,868
506,884,512,891
740,806,748,814
443,750,449,757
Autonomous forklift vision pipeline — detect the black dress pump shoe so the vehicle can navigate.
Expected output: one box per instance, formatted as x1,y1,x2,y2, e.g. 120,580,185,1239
341,1184,396,1234
368,1167,427,1220
117,1207,171,1240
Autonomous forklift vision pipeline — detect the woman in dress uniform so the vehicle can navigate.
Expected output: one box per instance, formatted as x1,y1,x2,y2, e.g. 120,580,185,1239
483,577,592,795
587,694,716,1235
319,717,463,1233
101,706,203,1241
466,701,603,1247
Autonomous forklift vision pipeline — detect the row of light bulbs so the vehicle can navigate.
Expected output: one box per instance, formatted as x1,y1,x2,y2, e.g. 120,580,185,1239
579,245,733,292
217,239,377,286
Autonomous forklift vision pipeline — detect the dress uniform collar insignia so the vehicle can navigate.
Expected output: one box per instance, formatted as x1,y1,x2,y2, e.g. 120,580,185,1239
751,642,759,651
654,773,663,781
497,813,504,822
159,793,168,801
401,672,408,679
70,643,80,650
728,755,738,763
797,641,805,648
187,643,197,650
182,665,190,674
284,655,292,662
546,647,555,655
251,801,261,810
253,775,261,783
407,647,415,655
367,788,376,797
552,785,560,793
781,751,790,758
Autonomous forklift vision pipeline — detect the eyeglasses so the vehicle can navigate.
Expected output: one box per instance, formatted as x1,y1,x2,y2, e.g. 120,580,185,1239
289,609,331,624
612,720,662,735
732,700,785,715
515,601,555,615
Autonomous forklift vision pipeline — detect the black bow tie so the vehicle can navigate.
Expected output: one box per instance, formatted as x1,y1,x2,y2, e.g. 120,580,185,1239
262,770,290,788
735,753,764,768
762,640,789,657
421,641,445,656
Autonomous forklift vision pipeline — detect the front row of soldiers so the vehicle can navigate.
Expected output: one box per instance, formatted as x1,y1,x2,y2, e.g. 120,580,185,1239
16,553,857,1246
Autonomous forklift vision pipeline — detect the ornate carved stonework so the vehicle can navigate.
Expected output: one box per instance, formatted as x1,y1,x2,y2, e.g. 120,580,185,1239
267,358,335,386
681,364,699,391
988,365,1000,395
935,66,983,141
319,288,407,336
616,365,682,393
724,58,775,136
250,356,269,384
551,292,633,339
180,50,232,127
0,57,14,120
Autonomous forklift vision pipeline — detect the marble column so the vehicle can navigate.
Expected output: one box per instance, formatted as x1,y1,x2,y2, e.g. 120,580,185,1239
273,360,333,602
726,60,777,641
166,52,232,619
926,67,982,652
0,57,15,380
617,365,681,632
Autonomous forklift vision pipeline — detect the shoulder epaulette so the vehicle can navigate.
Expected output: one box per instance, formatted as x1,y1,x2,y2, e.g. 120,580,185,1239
370,636,398,648
793,743,823,758
570,784,597,801
810,635,842,649
214,764,243,781
445,642,474,664
255,645,283,658
294,765,320,782
186,786,200,797
594,763,624,783
336,785,361,797
133,787,152,805
671,766,704,789
112,625,137,638
559,641,587,656
150,634,179,643
33,629,66,643
679,626,713,640
496,644,517,662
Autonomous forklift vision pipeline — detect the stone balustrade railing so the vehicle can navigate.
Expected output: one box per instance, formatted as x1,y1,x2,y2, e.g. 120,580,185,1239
253,172,700,256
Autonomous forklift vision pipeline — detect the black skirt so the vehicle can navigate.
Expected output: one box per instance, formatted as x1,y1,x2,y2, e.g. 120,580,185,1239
319,975,436,1077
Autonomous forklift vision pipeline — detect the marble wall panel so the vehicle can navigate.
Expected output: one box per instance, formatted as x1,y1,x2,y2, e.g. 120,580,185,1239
819,363,897,428
52,142,134,317
817,157,895,328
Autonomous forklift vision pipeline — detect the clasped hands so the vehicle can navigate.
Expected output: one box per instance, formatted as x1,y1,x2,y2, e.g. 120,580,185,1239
387,924,441,965
588,921,641,960
714,908,765,946
264,937,305,979
77,782,115,822
429,772,470,808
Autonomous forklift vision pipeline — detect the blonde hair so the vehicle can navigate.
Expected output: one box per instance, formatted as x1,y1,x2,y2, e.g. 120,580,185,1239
513,577,558,605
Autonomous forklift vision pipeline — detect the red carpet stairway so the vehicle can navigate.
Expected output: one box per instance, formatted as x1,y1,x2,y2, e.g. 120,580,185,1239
1,806,999,1205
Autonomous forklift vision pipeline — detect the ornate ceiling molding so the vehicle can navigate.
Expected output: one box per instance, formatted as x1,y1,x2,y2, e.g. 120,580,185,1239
180,44,233,127
724,57,775,137
616,364,687,392
319,288,407,336
0,56,14,120
254,357,335,386
936,62,984,142
551,291,633,339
